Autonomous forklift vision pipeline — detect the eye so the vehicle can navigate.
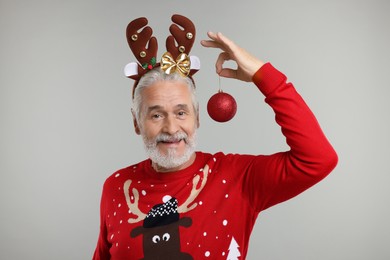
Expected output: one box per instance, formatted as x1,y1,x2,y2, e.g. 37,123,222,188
177,111,187,118
152,114,162,119
152,235,161,243
162,233,170,241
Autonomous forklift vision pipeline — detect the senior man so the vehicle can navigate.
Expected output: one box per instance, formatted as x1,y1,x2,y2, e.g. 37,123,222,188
93,15,338,260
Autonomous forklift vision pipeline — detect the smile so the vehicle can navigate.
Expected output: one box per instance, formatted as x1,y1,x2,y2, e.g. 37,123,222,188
159,139,184,145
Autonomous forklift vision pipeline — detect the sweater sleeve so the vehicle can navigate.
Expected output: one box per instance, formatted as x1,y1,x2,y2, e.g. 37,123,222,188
245,63,338,212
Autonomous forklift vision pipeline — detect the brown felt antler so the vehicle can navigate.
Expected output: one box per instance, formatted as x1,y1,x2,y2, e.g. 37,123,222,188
125,17,158,80
166,14,196,59
124,14,200,98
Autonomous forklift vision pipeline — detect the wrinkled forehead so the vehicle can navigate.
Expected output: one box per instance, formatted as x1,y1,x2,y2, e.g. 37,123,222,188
140,80,196,111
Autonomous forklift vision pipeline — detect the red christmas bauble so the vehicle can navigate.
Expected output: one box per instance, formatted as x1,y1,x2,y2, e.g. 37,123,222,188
207,91,237,122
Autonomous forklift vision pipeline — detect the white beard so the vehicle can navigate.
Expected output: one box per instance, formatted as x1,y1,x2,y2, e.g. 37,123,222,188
142,131,197,170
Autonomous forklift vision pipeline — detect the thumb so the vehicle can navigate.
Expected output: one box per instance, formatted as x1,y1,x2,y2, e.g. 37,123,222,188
218,68,237,79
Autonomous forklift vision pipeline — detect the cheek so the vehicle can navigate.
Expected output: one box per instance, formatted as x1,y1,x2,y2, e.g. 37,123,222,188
140,122,161,139
184,122,198,136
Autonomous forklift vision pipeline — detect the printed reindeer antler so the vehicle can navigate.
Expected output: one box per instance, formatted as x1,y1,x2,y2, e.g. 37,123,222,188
124,179,147,223
123,164,210,224
178,164,209,213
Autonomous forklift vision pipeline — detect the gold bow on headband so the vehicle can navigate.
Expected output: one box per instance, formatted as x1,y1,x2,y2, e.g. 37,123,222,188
161,52,191,77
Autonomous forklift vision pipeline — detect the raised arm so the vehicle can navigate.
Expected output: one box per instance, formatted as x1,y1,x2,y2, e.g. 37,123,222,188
202,32,338,211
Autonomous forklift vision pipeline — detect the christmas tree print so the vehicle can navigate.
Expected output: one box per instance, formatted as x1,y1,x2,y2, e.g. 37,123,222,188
227,236,241,259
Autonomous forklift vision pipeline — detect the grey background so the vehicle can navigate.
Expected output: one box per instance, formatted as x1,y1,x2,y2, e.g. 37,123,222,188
1,0,389,259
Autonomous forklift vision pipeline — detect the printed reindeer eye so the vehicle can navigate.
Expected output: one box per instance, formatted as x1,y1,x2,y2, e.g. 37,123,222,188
162,233,170,241
152,235,161,243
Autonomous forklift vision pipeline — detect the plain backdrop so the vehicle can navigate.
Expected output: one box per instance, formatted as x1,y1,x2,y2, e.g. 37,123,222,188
1,0,390,259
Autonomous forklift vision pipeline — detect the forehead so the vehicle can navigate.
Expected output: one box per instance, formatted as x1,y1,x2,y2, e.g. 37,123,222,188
141,80,193,108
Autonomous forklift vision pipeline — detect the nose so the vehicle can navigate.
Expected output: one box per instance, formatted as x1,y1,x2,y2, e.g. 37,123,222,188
162,115,179,135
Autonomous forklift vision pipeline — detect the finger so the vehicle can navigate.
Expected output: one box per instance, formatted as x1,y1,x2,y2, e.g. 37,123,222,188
200,40,225,51
208,31,229,48
205,31,218,40
219,68,237,79
201,32,222,46
200,39,218,47
206,31,228,46
201,31,233,51
215,32,237,53
215,52,231,74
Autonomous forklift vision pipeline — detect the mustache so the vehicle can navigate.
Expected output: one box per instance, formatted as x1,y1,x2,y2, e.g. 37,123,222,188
155,132,188,143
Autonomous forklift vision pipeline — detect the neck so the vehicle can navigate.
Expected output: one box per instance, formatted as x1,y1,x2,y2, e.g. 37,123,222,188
152,152,196,173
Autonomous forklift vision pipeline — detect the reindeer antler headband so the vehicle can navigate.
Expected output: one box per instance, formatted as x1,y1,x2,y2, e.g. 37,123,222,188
124,14,200,98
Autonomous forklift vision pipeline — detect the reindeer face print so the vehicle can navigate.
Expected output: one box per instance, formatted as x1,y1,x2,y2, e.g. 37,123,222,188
130,199,193,259
123,165,210,260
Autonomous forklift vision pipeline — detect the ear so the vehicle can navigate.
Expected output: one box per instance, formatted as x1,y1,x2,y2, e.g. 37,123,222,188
130,226,145,238
196,108,200,129
131,109,141,135
178,217,192,228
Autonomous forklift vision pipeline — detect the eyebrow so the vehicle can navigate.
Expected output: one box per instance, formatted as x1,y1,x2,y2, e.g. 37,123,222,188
146,105,163,113
146,104,190,113
175,104,190,111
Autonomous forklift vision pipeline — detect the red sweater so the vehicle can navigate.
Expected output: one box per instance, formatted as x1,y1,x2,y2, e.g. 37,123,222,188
93,63,338,259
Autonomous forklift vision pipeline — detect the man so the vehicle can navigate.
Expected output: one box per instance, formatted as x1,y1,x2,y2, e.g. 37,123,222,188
93,22,338,259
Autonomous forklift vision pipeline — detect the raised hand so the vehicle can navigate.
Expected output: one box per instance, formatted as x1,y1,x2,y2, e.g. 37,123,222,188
201,32,265,82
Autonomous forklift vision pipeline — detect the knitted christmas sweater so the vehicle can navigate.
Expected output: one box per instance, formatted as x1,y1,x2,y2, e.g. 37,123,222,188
93,63,338,259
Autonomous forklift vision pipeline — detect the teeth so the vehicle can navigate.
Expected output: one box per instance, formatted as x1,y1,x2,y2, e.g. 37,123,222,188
162,140,179,143
156,135,186,143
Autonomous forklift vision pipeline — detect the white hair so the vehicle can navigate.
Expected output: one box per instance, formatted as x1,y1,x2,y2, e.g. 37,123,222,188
132,68,198,123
